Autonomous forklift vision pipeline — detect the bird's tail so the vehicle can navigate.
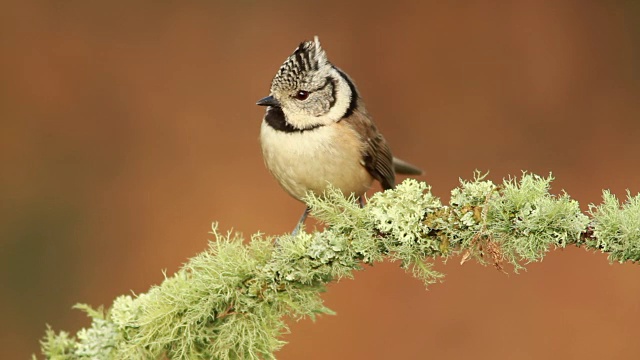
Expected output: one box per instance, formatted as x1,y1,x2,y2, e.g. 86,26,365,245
392,157,423,175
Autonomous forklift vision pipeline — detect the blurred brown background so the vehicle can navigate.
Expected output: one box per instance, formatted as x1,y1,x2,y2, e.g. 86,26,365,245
2,1,639,359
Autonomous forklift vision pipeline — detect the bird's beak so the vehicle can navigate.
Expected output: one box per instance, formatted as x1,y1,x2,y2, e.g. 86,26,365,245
256,95,280,107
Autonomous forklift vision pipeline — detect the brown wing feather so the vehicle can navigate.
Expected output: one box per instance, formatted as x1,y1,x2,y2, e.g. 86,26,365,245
343,110,396,190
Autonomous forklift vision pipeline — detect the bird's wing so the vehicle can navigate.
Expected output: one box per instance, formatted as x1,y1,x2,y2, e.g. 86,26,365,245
344,111,395,190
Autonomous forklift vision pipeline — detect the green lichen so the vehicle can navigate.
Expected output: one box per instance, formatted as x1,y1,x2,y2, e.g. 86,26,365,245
588,190,640,263
37,173,640,360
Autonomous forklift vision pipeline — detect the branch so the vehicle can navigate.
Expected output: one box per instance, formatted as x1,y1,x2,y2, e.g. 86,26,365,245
37,172,640,359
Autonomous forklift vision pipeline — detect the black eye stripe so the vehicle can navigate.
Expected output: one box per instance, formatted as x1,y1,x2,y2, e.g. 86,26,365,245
327,76,337,108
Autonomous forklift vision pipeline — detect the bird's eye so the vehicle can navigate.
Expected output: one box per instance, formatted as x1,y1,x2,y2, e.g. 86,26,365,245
294,90,309,100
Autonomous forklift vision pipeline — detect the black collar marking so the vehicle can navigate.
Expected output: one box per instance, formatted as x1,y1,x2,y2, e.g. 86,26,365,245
264,106,324,133
333,66,358,119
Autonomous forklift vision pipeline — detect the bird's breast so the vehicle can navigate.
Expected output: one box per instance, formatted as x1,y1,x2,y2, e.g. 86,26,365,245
260,120,373,201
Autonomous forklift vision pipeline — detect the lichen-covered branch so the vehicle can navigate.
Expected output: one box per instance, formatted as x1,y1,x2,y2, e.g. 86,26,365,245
37,173,640,360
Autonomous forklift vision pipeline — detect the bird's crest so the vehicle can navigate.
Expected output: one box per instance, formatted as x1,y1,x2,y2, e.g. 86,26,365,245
271,36,328,91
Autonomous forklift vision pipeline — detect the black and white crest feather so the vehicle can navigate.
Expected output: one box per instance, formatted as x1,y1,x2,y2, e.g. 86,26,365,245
271,36,328,92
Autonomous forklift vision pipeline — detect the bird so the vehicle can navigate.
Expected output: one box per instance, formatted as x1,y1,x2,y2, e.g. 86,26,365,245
257,36,422,234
